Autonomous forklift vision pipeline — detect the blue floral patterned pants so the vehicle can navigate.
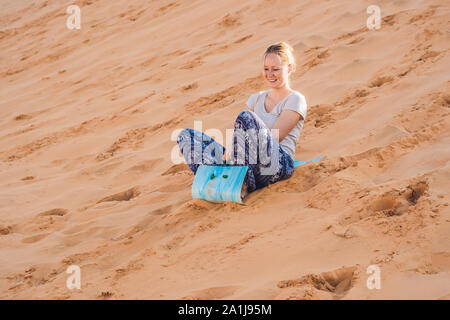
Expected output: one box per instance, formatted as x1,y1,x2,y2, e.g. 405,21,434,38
177,110,294,193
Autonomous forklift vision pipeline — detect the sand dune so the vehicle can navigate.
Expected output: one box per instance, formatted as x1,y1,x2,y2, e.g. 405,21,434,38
0,0,449,299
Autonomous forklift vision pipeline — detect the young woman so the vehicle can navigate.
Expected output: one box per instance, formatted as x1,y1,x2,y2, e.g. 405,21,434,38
177,42,307,198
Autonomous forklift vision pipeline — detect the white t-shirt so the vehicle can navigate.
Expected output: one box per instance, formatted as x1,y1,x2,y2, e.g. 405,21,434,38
245,90,307,159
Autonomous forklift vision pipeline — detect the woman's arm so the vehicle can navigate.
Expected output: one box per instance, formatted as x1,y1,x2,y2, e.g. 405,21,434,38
223,109,302,161
272,109,302,142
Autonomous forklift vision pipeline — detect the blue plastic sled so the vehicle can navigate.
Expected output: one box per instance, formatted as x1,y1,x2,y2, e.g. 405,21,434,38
293,155,324,168
192,156,324,204
192,165,249,204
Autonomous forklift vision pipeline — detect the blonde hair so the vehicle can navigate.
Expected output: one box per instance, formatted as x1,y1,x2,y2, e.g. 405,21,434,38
263,41,296,73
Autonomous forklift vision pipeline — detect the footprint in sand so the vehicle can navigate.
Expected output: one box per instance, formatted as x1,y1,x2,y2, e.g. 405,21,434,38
125,158,163,174
217,13,241,28
150,204,173,215
0,225,15,235
97,187,141,204
234,34,252,44
111,206,173,241
308,104,334,128
277,266,358,299
153,2,179,18
369,75,394,88
38,208,68,216
179,56,203,70
21,233,50,244
98,291,114,299
161,163,191,176
181,82,198,91
14,114,32,121
14,208,69,238
410,252,450,274
226,233,260,251
181,285,241,300
369,180,429,216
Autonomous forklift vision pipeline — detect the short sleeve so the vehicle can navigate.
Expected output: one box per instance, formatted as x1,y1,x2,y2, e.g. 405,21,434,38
245,93,258,112
283,92,307,120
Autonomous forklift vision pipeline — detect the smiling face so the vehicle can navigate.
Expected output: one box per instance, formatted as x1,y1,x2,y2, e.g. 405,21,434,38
263,52,292,89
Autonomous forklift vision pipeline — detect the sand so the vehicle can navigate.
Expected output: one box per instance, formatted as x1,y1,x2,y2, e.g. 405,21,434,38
0,0,449,299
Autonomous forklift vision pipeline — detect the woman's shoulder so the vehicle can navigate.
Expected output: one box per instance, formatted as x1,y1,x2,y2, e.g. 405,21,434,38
247,90,267,103
287,90,307,106
289,89,305,99
283,90,307,119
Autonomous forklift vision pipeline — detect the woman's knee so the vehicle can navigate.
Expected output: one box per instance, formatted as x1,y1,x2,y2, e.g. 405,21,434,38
235,110,258,129
236,110,255,121
178,128,204,144
177,128,192,145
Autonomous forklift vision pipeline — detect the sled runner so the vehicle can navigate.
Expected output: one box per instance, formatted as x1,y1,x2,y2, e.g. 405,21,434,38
293,155,324,167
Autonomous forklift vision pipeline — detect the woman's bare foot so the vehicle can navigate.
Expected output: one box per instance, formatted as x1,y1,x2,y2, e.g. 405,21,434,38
241,183,248,200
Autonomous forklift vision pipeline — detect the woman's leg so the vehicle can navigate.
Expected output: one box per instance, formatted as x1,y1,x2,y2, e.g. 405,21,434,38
231,110,294,192
177,128,225,175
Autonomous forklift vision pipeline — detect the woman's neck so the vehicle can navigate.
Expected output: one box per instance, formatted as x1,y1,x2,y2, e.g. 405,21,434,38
268,85,292,101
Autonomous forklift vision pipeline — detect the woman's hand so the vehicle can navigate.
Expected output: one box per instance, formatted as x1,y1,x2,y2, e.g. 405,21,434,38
222,146,233,162
271,110,302,142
